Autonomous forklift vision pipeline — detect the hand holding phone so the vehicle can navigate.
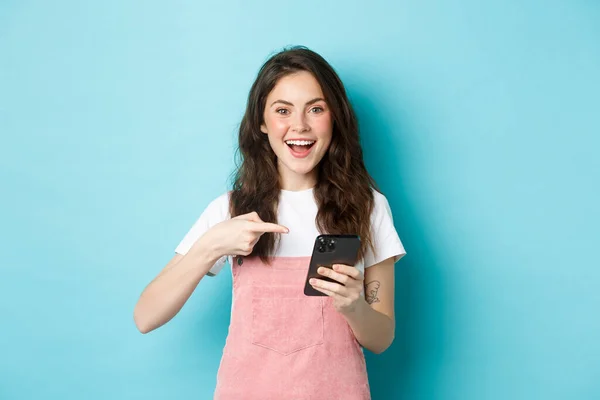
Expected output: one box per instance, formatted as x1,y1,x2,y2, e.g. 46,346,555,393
303,234,361,296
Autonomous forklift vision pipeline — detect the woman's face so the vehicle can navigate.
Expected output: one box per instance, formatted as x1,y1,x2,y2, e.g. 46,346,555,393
261,71,333,190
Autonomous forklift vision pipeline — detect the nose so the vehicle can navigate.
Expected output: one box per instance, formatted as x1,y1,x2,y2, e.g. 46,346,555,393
291,112,310,133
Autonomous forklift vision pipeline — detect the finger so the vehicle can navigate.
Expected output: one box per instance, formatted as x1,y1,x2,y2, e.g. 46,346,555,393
234,211,263,223
310,285,338,298
333,264,362,280
317,267,351,286
248,222,289,234
309,278,347,296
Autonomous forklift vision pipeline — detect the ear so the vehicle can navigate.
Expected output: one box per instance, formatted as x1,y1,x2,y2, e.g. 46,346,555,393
260,123,268,134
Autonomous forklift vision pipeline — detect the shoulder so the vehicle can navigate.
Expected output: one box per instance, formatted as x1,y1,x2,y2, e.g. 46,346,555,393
364,188,406,266
207,191,231,210
372,188,389,205
174,191,231,257
199,191,231,222
371,189,393,219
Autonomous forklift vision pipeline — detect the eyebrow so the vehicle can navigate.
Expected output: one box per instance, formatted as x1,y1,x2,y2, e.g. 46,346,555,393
270,97,326,107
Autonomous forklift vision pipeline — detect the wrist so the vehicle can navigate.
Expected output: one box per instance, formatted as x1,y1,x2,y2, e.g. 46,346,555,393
190,234,223,266
341,296,370,319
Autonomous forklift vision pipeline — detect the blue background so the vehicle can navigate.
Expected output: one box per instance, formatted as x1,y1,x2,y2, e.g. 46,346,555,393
1,1,599,399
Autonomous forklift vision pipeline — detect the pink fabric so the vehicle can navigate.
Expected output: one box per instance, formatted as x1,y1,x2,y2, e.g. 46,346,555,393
214,256,371,400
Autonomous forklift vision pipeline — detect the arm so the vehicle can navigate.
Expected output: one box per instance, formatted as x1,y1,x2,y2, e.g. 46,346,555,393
133,235,221,334
309,257,395,354
133,212,288,334
342,257,395,354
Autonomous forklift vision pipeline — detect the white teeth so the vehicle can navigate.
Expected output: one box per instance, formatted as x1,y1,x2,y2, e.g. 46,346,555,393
285,140,315,146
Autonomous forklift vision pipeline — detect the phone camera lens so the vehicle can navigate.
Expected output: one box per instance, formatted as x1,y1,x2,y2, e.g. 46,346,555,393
318,246,325,253
327,239,336,250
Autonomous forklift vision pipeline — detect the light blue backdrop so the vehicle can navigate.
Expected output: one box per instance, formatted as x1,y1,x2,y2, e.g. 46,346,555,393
1,1,598,399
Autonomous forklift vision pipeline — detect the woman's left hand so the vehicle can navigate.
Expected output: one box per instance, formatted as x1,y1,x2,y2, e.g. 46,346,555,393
309,264,366,315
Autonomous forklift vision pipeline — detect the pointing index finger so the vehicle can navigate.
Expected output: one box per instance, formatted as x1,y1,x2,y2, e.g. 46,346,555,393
249,222,289,234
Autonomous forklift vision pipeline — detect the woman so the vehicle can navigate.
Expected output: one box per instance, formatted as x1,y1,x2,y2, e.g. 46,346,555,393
134,45,407,399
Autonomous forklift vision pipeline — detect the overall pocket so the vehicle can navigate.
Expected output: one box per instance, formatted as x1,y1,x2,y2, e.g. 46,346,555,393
251,285,324,355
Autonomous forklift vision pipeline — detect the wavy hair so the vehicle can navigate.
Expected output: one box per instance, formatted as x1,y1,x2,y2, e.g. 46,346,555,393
230,46,378,264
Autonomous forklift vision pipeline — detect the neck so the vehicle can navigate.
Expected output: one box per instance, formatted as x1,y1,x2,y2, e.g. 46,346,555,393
278,166,317,192
279,178,316,191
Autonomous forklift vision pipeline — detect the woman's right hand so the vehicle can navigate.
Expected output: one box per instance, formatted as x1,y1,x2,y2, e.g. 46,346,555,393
200,211,289,258
133,211,287,334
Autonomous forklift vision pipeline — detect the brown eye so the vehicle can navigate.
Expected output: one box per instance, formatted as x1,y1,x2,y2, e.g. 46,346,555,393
276,108,289,115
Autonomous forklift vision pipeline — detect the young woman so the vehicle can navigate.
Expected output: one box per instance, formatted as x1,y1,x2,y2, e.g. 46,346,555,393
134,46,406,400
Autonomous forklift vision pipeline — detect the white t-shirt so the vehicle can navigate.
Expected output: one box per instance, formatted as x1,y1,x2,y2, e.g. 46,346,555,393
175,188,406,275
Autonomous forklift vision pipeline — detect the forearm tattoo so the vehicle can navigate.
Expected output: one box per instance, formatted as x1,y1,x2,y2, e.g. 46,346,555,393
365,281,381,304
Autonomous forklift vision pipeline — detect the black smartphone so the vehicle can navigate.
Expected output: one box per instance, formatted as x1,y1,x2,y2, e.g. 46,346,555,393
303,234,361,296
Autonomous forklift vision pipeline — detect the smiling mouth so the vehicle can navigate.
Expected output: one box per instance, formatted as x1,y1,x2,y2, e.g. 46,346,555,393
284,139,316,159
285,139,316,153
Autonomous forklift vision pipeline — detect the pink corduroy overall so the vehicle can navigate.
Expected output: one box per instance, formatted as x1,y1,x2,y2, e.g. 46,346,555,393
213,256,371,400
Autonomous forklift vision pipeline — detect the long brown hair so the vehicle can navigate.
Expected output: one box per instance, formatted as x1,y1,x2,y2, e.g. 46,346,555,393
230,45,379,264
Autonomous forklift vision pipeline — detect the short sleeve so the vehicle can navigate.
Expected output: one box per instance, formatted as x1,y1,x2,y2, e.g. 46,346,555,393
174,192,231,276
363,191,407,268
